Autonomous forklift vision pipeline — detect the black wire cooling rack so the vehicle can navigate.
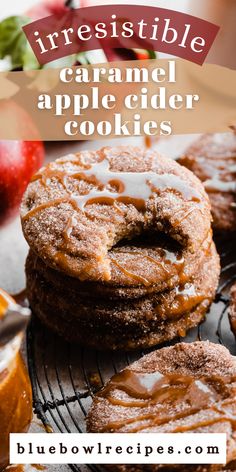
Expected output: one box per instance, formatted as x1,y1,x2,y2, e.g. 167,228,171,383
26,236,236,472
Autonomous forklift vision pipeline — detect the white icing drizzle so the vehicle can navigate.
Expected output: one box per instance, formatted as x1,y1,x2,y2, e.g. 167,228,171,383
204,178,236,193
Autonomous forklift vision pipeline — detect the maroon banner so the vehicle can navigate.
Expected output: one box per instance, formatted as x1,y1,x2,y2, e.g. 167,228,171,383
23,5,219,66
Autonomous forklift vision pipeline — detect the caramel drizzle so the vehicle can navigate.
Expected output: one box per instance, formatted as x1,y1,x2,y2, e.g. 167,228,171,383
97,369,236,433
24,157,201,221
31,167,68,190
110,248,184,286
172,206,197,226
0,289,15,318
22,198,71,221
110,259,150,286
156,283,206,320
0,292,9,319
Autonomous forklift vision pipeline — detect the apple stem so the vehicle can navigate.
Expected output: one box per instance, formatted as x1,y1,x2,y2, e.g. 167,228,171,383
65,0,78,8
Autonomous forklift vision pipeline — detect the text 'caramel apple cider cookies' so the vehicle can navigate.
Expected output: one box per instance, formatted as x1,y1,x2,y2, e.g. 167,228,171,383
177,132,236,232
21,146,220,350
87,341,236,472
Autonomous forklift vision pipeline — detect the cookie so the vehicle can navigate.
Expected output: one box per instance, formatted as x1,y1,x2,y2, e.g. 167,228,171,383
22,146,219,350
25,231,213,301
87,341,236,470
177,133,236,232
26,242,219,350
21,146,211,283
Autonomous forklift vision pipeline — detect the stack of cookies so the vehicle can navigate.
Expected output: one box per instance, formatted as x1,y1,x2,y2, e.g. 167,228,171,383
21,146,220,350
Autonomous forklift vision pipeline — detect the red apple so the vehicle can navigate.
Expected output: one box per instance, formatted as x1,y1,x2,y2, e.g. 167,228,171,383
0,140,44,226
0,100,45,227
26,0,71,19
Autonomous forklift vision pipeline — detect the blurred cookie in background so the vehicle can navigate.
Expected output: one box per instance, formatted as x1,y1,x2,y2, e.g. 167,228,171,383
177,132,236,232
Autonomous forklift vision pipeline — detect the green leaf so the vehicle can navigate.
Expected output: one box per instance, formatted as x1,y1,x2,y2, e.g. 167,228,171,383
0,15,39,70
23,42,40,70
147,50,157,59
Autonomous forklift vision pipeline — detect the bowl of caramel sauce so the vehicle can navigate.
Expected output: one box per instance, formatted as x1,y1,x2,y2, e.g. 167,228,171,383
0,289,32,471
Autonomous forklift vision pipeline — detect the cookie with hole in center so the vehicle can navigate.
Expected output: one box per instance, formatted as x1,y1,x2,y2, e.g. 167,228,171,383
21,146,211,285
